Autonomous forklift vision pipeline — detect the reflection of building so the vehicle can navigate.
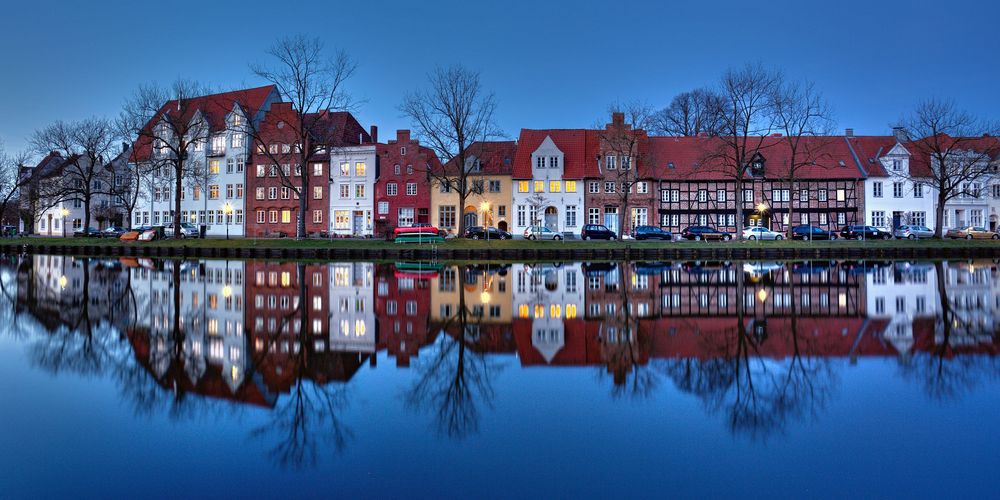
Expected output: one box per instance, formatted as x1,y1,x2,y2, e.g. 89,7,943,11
866,262,938,354
510,263,584,363
374,263,437,367
329,263,375,353
428,264,514,352
16,255,130,331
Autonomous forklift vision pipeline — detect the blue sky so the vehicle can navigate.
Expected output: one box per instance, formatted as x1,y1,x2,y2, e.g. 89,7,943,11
1,0,998,156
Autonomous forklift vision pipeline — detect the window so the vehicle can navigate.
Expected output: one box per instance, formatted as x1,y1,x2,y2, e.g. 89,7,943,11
355,162,366,176
549,181,561,193
211,136,225,154
637,182,648,194
911,211,926,226
400,147,406,155
340,162,349,176
800,213,809,224
398,208,414,227
334,210,350,229
313,186,323,199
915,183,924,198
268,187,277,200
892,159,902,171
439,205,456,228
588,181,600,193
535,157,545,169
837,212,846,225
269,210,278,223
407,165,413,174
622,157,632,170
518,181,529,193
226,184,233,199
566,181,577,193
799,189,808,201
716,189,726,202
192,186,200,201
489,180,501,192
698,190,707,202
387,183,398,196
588,207,601,225
836,189,846,202
256,210,266,224
355,184,366,198
516,205,526,227
226,158,235,174
606,155,617,169
256,164,265,177
281,210,291,224
819,213,828,225
209,160,221,174
209,185,219,200
743,189,753,203
871,211,886,227
549,156,558,168
406,182,417,196
971,209,983,226
340,184,350,199
534,180,545,193
605,181,616,193
818,189,828,202
256,187,265,200
281,187,289,199
281,143,291,154
378,201,388,215
498,205,506,218
566,205,577,227
893,182,904,198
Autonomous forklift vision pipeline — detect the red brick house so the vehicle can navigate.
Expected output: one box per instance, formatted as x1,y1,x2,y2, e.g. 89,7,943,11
584,112,655,236
246,103,372,237
373,130,440,238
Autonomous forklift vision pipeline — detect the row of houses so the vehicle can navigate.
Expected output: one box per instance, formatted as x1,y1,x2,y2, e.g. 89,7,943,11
15,256,999,401
19,86,1000,237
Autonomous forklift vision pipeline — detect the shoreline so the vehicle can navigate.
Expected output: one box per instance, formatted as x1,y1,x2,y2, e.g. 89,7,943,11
3,238,1000,261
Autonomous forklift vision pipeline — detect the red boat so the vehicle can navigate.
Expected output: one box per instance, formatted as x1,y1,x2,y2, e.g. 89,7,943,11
394,223,440,236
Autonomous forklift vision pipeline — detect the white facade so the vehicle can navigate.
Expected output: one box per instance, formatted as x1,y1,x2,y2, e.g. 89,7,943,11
328,262,375,352
329,145,377,236
511,136,584,238
864,143,936,231
33,155,127,235
866,262,938,354
511,263,584,363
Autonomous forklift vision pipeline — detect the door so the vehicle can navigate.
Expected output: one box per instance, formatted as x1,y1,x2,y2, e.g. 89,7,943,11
604,208,618,234
544,207,558,231
892,211,903,229
353,211,363,236
463,212,478,230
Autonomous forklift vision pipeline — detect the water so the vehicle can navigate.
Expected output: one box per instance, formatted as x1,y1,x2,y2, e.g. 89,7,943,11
0,256,998,498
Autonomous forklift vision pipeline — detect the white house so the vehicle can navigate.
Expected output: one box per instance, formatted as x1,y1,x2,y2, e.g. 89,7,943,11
329,144,377,236
328,262,375,352
865,262,938,354
511,262,585,363
859,139,936,231
511,130,592,238
131,86,281,237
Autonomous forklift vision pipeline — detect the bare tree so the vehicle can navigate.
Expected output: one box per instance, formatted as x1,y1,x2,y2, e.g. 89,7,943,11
770,78,836,230
0,140,30,229
598,101,654,238
248,35,357,239
30,118,118,232
897,99,1000,238
524,192,549,228
114,112,151,229
652,88,724,137
122,80,210,238
704,63,782,238
401,65,501,237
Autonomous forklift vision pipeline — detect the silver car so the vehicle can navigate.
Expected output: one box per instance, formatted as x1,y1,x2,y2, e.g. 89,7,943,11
523,226,564,240
893,225,933,240
742,227,784,240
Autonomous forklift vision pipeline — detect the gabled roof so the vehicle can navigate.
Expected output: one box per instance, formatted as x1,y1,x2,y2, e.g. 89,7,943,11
512,129,599,179
844,136,901,177
440,141,517,176
131,85,278,162
647,135,868,181
255,102,371,152
904,134,1000,178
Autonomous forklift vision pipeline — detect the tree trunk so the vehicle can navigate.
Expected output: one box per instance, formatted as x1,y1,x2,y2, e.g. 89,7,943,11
299,171,309,239
174,165,183,238
935,187,947,238
457,180,468,237
735,177,745,238
786,178,795,233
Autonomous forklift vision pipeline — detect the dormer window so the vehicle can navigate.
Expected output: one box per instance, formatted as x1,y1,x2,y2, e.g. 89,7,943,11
536,157,545,169
211,135,226,155
892,159,902,171
548,156,558,168
232,114,242,127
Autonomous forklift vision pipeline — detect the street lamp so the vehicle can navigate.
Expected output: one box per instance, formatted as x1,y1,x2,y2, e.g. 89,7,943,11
754,203,768,244
480,201,491,240
222,202,234,240
60,207,69,238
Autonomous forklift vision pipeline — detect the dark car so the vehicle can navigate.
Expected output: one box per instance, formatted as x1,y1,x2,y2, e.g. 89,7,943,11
839,225,891,240
581,224,616,240
790,225,839,241
464,226,511,240
103,226,128,237
680,226,733,241
633,225,673,241
73,227,103,237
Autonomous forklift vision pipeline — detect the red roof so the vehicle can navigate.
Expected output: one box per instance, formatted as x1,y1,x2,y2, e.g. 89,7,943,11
512,129,600,179
440,140,517,176
131,85,278,162
843,136,898,177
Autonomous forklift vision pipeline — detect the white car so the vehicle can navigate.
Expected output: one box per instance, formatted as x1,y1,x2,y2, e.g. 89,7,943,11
742,227,784,240
164,222,200,238
523,226,564,240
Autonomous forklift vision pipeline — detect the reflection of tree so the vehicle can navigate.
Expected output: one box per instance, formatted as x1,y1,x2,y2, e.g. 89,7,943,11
897,261,1000,401
407,272,499,439
597,263,658,399
660,271,836,439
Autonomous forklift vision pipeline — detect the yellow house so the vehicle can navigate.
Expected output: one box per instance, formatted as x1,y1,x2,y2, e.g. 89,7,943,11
430,141,516,235
429,265,513,327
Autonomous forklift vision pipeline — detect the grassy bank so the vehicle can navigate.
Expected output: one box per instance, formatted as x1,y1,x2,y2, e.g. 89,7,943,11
5,236,1000,250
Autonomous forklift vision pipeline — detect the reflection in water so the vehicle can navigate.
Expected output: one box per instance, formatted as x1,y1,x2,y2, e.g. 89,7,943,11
2,255,999,464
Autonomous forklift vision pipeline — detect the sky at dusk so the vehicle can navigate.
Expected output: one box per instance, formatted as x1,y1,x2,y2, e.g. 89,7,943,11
1,0,998,157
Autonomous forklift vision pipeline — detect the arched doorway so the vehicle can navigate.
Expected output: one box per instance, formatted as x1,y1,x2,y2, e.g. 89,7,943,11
463,206,478,229
544,206,558,231
497,220,508,231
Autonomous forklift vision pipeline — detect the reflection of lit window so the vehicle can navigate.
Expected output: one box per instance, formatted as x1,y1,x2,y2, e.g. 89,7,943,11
566,304,577,319
208,319,218,335
355,320,366,337
313,319,322,334
340,319,350,336
281,272,291,287
839,293,847,308
519,304,529,318
313,296,322,311
534,304,545,319
550,304,562,319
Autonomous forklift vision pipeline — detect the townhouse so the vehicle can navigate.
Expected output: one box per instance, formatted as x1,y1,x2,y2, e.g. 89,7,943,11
584,112,655,235
246,103,373,237
653,135,866,234
329,139,378,237
131,86,282,237
375,130,438,237
511,129,594,237
431,140,516,235
847,134,935,230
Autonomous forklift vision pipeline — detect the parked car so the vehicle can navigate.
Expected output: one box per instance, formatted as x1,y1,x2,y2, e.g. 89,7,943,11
893,225,934,240
633,225,673,241
789,225,838,241
945,226,999,240
0,225,17,237
680,226,733,241
839,225,891,240
464,226,511,240
73,227,103,237
523,226,563,240
103,226,128,237
164,222,200,238
581,224,617,240
742,226,784,240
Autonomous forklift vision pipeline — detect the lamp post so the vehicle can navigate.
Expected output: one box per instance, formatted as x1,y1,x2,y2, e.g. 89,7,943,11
222,202,233,240
755,203,768,244
60,207,69,238
480,201,491,241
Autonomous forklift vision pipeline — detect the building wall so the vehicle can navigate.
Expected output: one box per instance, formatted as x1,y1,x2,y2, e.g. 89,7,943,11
329,145,378,236
511,138,584,237
374,131,434,238
431,174,513,235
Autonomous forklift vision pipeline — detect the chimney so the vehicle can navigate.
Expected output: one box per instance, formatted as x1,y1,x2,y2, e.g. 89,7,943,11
397,129,411,144
369,125,378,143
612,112,624,126
892,126,906,143
845,128,854,138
